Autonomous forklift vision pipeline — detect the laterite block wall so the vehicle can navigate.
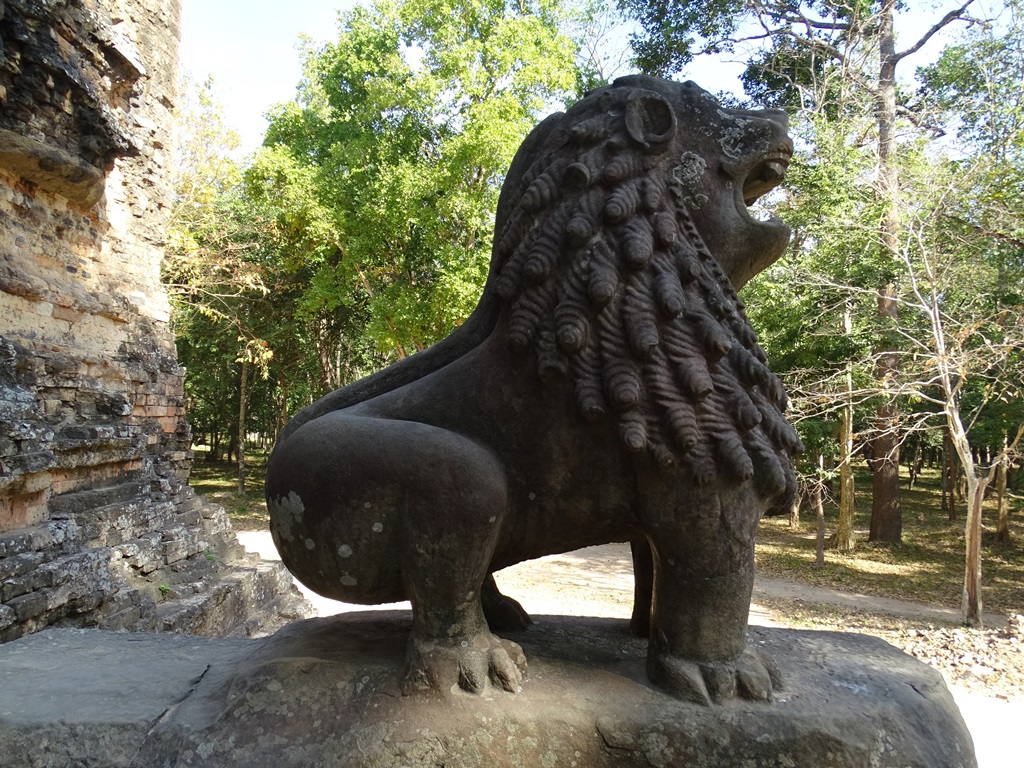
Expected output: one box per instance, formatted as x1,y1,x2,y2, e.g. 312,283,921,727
0,0,310,641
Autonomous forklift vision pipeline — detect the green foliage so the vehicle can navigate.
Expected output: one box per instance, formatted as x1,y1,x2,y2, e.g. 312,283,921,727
917,4,1024,309
247,0,581,365
741,109,888,462
166,1,590,452
898,4,1024,454
618,0,1024,478
241,0,585,376
621,0,882,80
163,77,280,457
740,39,827,113
620,0,747,76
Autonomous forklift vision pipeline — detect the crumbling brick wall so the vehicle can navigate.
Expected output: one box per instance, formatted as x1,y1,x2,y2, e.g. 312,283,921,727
0,0,310,641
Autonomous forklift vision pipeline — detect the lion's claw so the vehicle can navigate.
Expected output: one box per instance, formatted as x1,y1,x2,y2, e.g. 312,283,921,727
404,634,527,696
457,648,488,693
649,647,781,705
489,642,527,692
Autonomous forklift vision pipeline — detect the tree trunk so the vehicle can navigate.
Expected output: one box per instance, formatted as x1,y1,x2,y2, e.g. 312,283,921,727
943,428,957,520
831,393,857,552
942,401,987,626
906,438,920,489
815,454,826,568
789,481,801,529
207,431,221,462
869,0,902,545
831,323,856,552
869,286,902,544
277,382,290,444
237,360,248,495
996,434,1010,543
963,474,987,626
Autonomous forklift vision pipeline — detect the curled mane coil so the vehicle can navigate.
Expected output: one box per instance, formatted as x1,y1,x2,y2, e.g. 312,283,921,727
489,82,799,506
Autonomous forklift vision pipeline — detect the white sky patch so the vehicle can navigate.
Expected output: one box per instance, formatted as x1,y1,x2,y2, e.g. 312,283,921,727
179,0,355,153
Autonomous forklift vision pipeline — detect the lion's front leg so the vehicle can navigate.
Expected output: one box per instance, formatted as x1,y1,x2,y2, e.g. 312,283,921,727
642,490,782,705
646,567,781,704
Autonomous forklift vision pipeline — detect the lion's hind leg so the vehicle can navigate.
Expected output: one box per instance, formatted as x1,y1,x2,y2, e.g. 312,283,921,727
392,425,526,695
268,414,526,695
481,575,533,631
351,419,525,695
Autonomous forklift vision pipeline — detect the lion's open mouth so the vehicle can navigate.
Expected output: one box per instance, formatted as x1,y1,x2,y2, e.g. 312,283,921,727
741,150,792,206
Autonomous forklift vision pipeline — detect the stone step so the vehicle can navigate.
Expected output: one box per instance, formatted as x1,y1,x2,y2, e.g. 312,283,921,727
48,480,149,517
54,497,179,548
155,558,312,638
0,518,81,561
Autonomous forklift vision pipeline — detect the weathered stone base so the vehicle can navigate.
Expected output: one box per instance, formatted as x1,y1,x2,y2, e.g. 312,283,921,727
0,482,314,643
0,615,977,768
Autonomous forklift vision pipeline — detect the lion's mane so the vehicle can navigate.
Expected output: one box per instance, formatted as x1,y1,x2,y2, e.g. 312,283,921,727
492,79,802,504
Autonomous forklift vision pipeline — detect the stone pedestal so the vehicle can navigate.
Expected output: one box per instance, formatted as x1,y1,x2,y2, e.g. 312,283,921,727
0,615,977,767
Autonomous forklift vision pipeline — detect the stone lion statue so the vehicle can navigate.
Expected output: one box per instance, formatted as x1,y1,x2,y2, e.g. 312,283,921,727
266,76,802,705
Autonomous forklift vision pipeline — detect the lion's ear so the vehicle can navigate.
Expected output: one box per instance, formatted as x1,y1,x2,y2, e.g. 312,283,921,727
625,91,676,151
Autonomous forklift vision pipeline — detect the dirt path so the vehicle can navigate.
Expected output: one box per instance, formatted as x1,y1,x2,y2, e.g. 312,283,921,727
752,574,1005,627
237,533,1020,768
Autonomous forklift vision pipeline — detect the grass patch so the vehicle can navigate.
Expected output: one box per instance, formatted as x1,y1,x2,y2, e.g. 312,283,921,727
189,446,270,531
758,463,1024,617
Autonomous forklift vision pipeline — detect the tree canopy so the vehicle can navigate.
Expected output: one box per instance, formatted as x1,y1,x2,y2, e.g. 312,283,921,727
168,0,590,461
614,0,1024,620
247,0,582,364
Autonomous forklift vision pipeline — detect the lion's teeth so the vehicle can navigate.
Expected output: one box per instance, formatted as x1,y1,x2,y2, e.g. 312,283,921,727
761,161,786,181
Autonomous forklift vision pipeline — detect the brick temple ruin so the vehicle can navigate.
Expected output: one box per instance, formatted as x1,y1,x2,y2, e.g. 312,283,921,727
0,0,309,642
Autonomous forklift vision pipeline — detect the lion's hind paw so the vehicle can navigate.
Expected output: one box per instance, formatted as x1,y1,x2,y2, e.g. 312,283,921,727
649,647,782,705
481,582,533,632
403,633,527,696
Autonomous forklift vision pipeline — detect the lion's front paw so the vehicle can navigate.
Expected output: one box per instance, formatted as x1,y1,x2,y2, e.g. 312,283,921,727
648,647,782,705
402,632,527,696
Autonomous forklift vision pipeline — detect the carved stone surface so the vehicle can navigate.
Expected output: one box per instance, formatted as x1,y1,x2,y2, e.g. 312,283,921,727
267,77,804,703
0,618,978,767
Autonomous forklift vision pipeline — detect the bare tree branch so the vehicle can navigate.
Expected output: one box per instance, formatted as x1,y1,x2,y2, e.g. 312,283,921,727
894,0,977,64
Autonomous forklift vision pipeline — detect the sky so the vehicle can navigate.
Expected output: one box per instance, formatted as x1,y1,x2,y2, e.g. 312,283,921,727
178,1,985,156
179,0,355,152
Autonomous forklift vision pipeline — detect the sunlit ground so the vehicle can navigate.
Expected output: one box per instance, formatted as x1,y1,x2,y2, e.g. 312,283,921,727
755,466,1024,616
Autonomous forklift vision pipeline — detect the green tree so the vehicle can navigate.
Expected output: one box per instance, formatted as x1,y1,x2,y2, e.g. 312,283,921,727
742,2,1024,623
619,0,980,544
900,5,1024,622
891,151,1024,625
164,76,278,491
246,0,582,382
743,108,882,553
